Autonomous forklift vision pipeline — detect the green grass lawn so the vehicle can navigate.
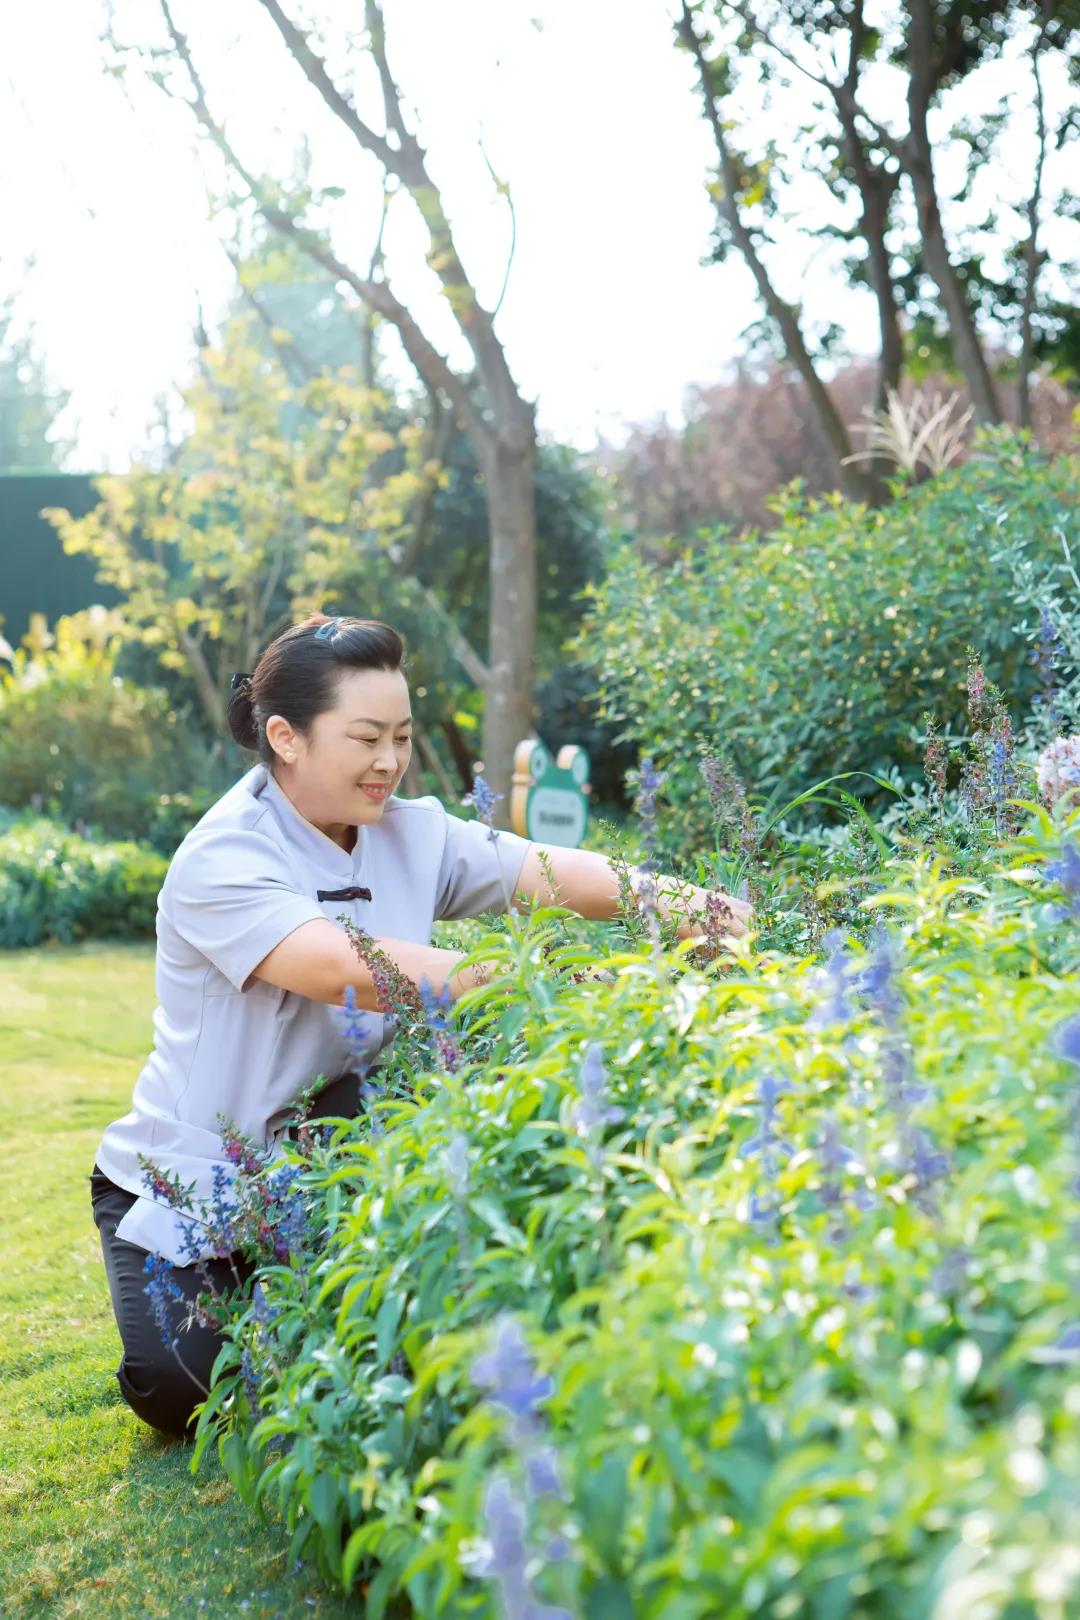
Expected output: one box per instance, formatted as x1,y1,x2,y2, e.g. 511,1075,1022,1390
0,944,358,1619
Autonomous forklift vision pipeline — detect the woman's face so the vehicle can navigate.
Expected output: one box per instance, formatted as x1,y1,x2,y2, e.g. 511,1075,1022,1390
272,667,414,833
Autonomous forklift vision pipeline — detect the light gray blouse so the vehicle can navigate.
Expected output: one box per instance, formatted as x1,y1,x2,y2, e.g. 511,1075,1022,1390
95,764,532,1262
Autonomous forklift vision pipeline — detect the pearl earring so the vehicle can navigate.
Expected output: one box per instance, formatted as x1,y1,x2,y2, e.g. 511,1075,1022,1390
285,751,296,764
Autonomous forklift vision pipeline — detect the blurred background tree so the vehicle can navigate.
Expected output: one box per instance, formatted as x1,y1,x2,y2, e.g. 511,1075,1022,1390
0,296,73,473
674,0,1077,507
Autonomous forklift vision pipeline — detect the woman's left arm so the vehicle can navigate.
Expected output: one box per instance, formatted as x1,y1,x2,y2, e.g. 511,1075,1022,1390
510,843,751,940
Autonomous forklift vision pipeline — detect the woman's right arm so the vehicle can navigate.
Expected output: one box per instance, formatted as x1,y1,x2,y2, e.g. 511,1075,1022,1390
249,918,483,1008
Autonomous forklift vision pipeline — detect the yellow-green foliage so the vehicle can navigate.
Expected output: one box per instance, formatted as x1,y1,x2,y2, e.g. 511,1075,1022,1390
43,317,427,733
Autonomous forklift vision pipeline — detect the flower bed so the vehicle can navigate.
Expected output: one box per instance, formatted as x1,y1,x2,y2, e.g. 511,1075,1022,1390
148,805,1080,1618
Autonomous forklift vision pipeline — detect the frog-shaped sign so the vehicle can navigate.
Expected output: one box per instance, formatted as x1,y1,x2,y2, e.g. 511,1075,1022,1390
511,738,591,848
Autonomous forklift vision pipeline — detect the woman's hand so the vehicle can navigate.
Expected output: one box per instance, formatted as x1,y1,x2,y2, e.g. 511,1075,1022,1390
667,881,752,943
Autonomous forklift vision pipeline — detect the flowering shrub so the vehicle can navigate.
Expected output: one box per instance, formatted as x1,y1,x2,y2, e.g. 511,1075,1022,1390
573,434,1078,859
161,798,1080,1617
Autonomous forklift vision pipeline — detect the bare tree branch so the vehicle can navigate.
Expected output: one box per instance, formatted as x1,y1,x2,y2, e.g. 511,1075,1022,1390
157,0,485,443
254,0,400,168
477,137,517,324
360,185,393,391
363,0,409,147
252,0,528,433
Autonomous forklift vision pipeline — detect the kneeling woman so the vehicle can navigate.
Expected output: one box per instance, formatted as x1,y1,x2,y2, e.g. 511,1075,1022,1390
90,612,749,1437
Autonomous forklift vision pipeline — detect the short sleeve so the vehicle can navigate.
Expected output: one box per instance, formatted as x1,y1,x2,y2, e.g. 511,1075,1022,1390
165,827,326,992
434,809,533,922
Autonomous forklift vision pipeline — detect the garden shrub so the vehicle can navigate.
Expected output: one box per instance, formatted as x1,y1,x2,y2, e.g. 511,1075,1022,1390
572,432,1079,860
0,611,226,849
156,805,1080,1618
0,816,167,947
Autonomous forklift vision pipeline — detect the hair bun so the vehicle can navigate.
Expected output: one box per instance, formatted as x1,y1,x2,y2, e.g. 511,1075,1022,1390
298,611,336,631
226,679,259,751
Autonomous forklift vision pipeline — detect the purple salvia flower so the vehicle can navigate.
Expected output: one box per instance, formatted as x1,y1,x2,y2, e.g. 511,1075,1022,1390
472,1318,553,1433
901,1126,951,1213
468,1326,573,1617
240,1345,261,1411
571,1044,625,1137
930,1246,971,1299
743,1074,795,1238
1033,604,1063,730
744,1074,794,1165
1046,843,1080,923
175,1214,208,1266
747,1190,778,1231
143,1253,185,1348
463,774,503,842
218,1117,266,1178
923,715,948,809
634,756,664,876
988,718,1015,834
1048,1322,1080,1364
859,931,903,1028
633,757,666,944
817,1114,857,1222
467,1475,571,1620
206,1163,240,1253
138,1157,197,1211
340,982,375,1063
809,931,854,1028
252,1280,278,1327
524,1446,568,1502
699,752,757,858
420,976,462,1071
1058,1014,1080,1072
265,1163,309,1260
841,1265,876,1304
443,1132,471,1203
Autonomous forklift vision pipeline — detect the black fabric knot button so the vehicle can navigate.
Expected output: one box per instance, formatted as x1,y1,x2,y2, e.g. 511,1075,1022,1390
317,885,373,902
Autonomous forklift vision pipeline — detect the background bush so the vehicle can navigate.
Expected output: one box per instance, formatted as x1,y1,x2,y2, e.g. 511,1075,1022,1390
0,611,233,849
573,432,1078,858
0,816,167,947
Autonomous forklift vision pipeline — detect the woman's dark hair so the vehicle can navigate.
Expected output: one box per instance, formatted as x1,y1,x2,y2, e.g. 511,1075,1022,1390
226,613,406,764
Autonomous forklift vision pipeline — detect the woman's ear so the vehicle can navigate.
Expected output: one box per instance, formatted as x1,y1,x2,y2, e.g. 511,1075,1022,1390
265,713,298,764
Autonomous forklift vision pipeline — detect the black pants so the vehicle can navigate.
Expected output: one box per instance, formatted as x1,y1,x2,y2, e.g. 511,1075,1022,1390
90,1071,369,1439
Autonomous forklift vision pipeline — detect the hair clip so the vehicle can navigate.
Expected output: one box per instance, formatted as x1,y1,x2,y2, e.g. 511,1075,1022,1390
313,617,343,642
230,671,253,690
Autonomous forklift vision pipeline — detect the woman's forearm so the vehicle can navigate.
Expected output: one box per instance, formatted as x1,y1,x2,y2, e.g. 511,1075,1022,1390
251,918,472,1008
514,844,691,925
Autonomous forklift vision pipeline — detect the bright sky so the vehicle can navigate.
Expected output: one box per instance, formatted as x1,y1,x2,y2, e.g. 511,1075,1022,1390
0,1,1074,470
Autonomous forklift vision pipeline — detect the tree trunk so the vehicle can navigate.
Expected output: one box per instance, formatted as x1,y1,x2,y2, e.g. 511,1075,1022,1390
1018,20,1049,432
903,1,1000,424
480,414,537,825
439,715,477,793
678,3,888,508
835,96,903,413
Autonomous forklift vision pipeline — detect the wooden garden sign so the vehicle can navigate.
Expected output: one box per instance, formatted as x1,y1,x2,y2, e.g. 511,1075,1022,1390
511,738,591,848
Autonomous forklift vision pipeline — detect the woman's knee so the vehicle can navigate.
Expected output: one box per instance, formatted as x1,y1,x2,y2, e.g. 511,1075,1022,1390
116,1337,217,1439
